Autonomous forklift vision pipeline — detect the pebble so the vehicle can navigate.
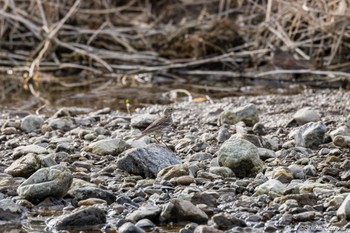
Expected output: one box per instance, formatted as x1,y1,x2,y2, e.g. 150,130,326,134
209,166,235,178
217,127,231,142
255,179,286,196
333,135,350,148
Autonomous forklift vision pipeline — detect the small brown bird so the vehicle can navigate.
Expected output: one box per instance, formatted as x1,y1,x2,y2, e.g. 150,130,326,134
271,46,310,70
134,107,174,141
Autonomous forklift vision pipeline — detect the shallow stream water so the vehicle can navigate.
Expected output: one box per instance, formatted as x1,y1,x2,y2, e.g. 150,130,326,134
0,74,314,114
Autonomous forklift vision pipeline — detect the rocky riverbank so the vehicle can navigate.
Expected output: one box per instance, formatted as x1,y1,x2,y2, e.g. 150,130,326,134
1,89,350,233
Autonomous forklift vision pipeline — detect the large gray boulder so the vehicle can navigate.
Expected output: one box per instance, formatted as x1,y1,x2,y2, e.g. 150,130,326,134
17,165,73,203
218,138,263,178
117,144,181,178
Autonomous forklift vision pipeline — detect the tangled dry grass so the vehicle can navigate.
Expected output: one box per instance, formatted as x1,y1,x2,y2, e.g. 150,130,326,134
0,0,350,83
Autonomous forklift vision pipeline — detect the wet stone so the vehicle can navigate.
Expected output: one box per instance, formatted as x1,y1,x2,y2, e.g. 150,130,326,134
126,203,161,222
160,198,208,223
0,199,23,220
73,187,116,205
47,206,106,229
119,222,145,233
77,198,106,206
135,218,156,229
190,191,219,208
288,164,306,179
194,225,224,233
277,213,293,226
212,213,247,230
258,148,276,161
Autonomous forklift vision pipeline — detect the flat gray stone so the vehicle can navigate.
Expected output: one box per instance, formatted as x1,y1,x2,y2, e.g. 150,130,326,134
160,198,208,223
131,114,158,128
126,203,161,222
293,107,320,125
219,103,259,127
12,145,48,159
17,165,73,203
117,144,181,178
86,138,130,156
4,153,41,178
73,187,116,205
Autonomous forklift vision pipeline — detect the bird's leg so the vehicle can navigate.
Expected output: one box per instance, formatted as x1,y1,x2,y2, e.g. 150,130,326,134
153,135,170,149
152,135,161,144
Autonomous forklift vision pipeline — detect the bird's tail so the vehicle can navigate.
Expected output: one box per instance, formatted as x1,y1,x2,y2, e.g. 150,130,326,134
133,133,144,141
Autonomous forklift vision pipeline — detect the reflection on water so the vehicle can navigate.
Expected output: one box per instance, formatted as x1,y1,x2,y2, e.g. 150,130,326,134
0,74,311,114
